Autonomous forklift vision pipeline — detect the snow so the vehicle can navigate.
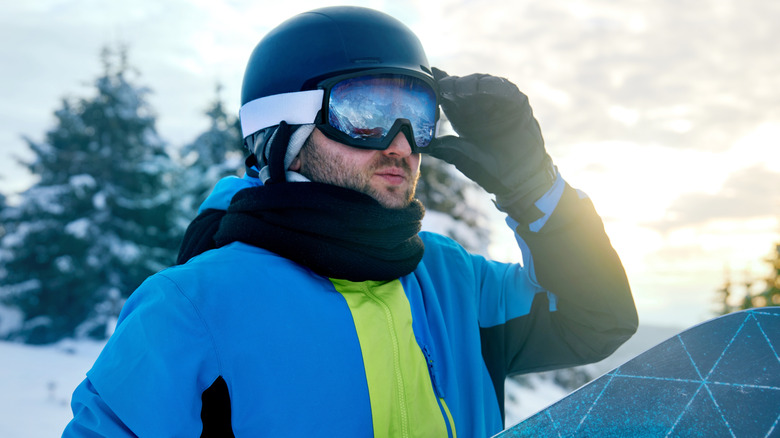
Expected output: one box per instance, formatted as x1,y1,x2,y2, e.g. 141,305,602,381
108,237,141,263
68,174,96,192
0,304,23,337
422,209,490,256
504,374,570,427
0,339,104,437
92,191,106,210
26,185,68,215
64,218,91,239
0,222,33,248
0,278,41,301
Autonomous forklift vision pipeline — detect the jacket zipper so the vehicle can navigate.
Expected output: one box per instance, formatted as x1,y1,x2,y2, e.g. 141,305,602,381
362,284,410,438
423,345,456,438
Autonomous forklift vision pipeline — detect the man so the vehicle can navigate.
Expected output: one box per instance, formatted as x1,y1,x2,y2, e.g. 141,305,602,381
64,6,637,437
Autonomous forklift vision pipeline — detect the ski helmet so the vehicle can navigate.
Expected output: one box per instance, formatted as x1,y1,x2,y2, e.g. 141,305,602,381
239,6,435,146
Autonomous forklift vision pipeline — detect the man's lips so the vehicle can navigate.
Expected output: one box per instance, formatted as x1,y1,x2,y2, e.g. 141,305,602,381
375,168,408,185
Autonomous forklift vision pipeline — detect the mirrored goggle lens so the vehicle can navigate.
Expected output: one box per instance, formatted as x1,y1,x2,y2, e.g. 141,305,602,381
327,74,436,148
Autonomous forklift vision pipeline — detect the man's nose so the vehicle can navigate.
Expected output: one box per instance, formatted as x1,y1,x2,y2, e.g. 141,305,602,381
383,133,413,158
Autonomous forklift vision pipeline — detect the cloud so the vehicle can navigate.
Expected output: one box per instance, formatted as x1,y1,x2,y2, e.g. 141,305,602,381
648,164,780,232
3,0,780,196
419,0,780,154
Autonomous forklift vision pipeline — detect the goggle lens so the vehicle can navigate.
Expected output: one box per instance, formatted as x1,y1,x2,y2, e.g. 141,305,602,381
327,74,437,148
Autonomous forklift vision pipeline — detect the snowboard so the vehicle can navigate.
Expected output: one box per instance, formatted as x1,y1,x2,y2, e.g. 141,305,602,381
495,307,780,437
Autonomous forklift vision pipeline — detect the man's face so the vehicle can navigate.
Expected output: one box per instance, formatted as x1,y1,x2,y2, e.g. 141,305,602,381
293,128,421,209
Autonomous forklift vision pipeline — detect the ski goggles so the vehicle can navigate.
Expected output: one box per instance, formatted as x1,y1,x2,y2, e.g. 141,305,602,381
316,70,438,150
239,69,438,152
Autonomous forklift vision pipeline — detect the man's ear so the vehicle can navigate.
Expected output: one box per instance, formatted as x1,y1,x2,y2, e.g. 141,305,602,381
289,156,302,171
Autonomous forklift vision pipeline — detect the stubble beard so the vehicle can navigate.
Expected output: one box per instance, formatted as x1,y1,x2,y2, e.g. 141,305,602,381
298,141,419,209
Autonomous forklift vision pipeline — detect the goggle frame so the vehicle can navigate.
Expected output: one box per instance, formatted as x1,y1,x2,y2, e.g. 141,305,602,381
314,68,440,153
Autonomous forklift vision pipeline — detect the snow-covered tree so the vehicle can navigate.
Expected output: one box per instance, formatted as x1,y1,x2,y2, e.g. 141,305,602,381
417,114,491,255
0,192,6,238
0,47,179,344
0,192,7,287
175,85,244,226
417,156,491,254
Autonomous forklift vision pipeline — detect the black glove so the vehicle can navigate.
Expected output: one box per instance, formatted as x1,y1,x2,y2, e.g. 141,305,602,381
428,68,555,223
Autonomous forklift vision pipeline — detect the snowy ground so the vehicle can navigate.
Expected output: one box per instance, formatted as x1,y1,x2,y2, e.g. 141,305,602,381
0,339,105,437
0,324,680,437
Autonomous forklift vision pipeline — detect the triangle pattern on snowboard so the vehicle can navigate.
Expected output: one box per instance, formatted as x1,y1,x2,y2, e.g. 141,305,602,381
496,308,780,438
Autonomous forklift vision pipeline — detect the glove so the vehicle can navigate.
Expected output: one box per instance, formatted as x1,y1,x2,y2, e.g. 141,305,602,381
428,67,556,223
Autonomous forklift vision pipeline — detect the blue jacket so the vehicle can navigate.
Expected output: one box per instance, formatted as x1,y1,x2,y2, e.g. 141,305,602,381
64,175,637,437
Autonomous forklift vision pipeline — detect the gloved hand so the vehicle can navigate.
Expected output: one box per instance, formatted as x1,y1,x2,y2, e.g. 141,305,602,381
428,67,556,223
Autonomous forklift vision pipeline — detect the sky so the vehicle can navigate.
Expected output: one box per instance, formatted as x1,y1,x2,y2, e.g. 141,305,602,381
1,0,778,328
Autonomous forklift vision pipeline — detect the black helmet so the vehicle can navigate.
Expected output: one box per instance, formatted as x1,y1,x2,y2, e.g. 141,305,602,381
239,6,433,141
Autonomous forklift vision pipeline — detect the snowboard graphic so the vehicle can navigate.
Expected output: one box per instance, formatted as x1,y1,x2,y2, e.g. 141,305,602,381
495,307,780,437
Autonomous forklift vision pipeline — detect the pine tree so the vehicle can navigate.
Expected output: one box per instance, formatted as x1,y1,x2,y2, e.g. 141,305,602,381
715,243,780,314
416,115,491,255
0,192,6,237
0,47,180,344
715,266,733,316
416,156,491,254
0,192,7,287
176,85,244,226
756,243,780,307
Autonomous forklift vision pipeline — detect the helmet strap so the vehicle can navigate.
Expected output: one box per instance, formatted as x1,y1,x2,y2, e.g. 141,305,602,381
266,121,291,184
261,122,316,184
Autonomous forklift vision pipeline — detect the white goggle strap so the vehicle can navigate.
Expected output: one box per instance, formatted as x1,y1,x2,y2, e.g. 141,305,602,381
239,90,325,139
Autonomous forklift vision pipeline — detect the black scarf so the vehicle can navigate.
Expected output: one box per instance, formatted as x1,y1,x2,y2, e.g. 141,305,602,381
212,182,425,281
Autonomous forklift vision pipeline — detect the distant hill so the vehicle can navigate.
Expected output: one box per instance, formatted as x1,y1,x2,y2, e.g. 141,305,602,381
585,323,686,377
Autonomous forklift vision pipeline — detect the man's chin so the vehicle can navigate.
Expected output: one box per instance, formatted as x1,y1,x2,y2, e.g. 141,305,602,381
372,189,416,209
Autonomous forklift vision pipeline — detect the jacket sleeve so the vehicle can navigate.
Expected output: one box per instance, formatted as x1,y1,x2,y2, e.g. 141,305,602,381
478,179,638,387
63,274,221,437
